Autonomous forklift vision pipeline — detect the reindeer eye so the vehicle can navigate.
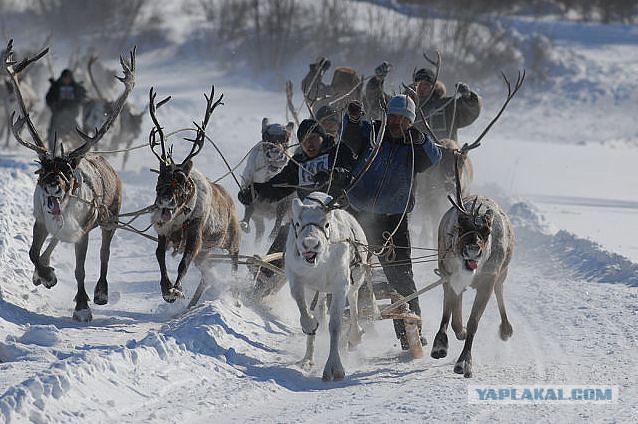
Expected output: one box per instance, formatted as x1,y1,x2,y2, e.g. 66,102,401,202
295,222,300,228
324,222,330,229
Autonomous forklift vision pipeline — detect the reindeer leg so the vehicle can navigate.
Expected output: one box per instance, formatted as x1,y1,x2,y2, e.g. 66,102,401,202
254,216,265,243
323,283,347,382
171,221,202,301
94,227,115,305
347,271,365,349
454,275,496,378
72,233,92,322
156,235,174,303
187,276,208,309
494,269,513,341
30,221,57,288
451,290,466,340
290,276,318,369
269,201,286,241
431,281,455,359
240,204,253,233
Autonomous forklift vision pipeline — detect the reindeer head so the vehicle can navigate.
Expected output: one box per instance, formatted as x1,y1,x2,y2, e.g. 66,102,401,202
455,198,494,272
261,118,293,164
290,192,335,267
148,86,223,225
4,40,135,216
447,147,494,272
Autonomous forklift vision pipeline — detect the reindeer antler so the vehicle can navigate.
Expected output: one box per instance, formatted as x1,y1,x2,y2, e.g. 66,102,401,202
3,39,49,156
87,54,106,100
181,85,223,166
148,86,172,166
72,46,137,160
447,151,468,215
460,70,526,154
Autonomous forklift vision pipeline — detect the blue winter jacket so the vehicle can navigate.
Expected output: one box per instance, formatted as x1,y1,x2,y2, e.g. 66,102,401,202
343,119,442,215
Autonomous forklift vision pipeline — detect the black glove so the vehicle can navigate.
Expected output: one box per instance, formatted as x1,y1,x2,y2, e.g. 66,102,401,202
456,82,472,98
347,100,364,123
312,170,330,187
238,186,256,205
310,57,331,73
313,168,352,193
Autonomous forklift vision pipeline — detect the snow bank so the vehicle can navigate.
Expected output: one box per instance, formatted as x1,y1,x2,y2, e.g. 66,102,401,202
509,201,638,286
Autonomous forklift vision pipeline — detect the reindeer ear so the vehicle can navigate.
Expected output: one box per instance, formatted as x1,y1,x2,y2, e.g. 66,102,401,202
285,121,294,132
292,198,303,220
262,117,269,133
181,160,194,176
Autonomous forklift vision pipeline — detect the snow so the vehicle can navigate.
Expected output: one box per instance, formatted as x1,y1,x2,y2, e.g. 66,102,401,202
1,2,637,423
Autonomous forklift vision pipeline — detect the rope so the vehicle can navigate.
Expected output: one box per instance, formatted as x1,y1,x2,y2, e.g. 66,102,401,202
448,85,460,139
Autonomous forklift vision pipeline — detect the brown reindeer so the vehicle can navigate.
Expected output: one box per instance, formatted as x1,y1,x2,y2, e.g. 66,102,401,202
3,40,134,321
85,54,146,162
147,86,241,306
429,71,524,377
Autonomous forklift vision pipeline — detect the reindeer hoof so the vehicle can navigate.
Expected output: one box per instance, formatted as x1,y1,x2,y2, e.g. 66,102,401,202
94,291,108,305
297,358,314,370
454,357,473,378
73,308,93,322
431,332,448,359
33,267,57,288
322,362,345,382
94,281,108,305
500,321,513,341
240,221,250,233
162,287,184,303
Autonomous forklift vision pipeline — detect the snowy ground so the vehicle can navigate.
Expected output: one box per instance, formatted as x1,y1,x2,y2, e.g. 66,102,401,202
1,3,638,423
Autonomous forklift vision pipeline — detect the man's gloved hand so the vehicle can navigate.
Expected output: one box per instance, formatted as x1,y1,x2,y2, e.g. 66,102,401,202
238,185,256,206
312,170,330,187
347,100,364,123
311,57,331,73
456,82,472,98
312,168,352,192
374,61,392,79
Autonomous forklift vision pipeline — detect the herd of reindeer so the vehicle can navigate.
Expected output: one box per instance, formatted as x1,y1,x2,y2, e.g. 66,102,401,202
2,39,524,380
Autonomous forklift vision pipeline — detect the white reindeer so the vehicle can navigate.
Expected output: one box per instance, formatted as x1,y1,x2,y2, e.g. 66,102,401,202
239,118,293,242
285,192,369,381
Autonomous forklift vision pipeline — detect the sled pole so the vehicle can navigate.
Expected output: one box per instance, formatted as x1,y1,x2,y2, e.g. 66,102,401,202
380,278,443,315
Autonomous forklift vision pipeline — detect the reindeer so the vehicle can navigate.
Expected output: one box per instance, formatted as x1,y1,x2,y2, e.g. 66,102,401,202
239,118,294,242
429,71,524,377
286,192,370,381
148,86,241,305
3,40,135,321
83,54,146,169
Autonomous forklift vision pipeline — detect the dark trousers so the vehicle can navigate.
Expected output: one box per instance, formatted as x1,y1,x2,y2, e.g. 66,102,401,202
253,224,289,297
353,211,420,340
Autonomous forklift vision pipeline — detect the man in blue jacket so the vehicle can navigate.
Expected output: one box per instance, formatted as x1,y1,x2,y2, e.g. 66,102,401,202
343,95,442,350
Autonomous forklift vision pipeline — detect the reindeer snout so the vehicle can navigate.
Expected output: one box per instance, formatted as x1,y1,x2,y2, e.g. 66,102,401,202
463,244,481,258
302,237,320,251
